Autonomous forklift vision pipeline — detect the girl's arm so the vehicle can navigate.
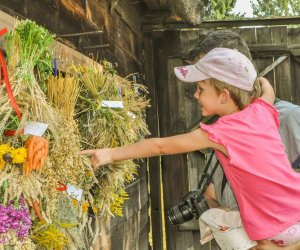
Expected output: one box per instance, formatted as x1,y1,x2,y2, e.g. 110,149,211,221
79,128,226,169
259,77,275,105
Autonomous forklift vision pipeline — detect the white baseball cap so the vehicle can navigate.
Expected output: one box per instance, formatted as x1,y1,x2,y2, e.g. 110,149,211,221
174,48,257,91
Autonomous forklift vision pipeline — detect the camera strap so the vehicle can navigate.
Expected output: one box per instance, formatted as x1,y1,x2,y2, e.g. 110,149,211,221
197,151,220,194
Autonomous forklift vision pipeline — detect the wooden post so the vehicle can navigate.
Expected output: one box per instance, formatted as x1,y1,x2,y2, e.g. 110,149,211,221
143,31,164,250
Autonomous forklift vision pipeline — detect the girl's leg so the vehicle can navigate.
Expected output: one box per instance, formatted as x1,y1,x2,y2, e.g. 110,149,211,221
268,222,300,246
253,240,300,250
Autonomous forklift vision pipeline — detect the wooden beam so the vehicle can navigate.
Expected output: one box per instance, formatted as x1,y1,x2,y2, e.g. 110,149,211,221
114,0,143,38
143,0,168,10
249,44,300,51
142,16,300,32
258,56,288,77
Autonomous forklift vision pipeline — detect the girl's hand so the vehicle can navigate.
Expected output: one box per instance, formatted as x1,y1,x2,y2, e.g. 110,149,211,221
78,148,113,170
258,77,275,105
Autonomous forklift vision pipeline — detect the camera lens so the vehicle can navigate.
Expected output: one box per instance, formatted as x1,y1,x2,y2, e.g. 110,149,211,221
168,204,194,225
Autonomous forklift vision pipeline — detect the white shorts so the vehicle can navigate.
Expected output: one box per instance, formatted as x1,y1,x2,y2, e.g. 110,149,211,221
268,221,300,245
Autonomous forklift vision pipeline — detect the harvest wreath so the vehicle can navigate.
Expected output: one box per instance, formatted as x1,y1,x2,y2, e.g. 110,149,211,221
0,19,150,249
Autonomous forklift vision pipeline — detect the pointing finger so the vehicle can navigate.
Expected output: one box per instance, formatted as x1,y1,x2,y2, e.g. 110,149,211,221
77,149,96,156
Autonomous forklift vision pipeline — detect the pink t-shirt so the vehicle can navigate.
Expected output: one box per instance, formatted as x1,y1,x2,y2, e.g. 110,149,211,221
201,98,300,240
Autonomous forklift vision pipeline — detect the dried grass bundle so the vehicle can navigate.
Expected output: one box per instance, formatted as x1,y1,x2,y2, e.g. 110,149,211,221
76,63,150,217
0,165,44,205
47,73,81,119
76,64,150,149
2,19,60,141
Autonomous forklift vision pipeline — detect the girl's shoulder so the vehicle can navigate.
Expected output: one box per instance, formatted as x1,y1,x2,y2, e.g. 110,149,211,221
251,98,278,115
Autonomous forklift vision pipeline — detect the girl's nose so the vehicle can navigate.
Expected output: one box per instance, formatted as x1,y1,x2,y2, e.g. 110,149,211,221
194,91,199,99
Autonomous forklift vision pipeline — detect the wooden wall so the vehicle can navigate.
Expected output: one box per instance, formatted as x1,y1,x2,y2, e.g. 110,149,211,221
0,1,149,250
144,21,300,250
2,2,300,249
0,0,145,77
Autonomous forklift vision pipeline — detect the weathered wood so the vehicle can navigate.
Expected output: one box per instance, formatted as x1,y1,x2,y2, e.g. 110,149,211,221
143,0,168,9
0,4,149,250
0,0,144,76
234,27,256,46
143,16,300,31
254,27,275,88
114,0,143,38
143,31,164,250
275,56,292,101
145,23,300,250
291,56,300,104
0,9,101,72
258,56,288,77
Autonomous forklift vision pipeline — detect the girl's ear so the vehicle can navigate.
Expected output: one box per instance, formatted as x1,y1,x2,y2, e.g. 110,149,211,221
220,89,230,104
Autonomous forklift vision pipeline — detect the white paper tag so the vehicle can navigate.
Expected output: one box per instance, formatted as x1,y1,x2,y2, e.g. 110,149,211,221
101,100,124,109
24,122,48,136
66,183,83,201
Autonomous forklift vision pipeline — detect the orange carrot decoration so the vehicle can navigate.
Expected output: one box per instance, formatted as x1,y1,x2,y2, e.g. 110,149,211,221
32,200,45,222
24,135,49,176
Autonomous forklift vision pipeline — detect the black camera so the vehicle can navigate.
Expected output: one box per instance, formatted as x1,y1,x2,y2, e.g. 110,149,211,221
168,188,209,225
168,152,220,225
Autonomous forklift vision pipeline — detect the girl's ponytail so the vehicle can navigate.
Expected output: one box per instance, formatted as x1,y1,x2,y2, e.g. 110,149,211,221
251,79,262,100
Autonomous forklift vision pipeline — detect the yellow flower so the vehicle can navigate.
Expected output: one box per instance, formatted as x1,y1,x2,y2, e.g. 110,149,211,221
0,157,5,170
0,144,13,169
82,202,89,212
85,170,92,177
11,147,27,164
72,199,78,206
0,144,12,155
110,190,129,217
92,206,99,214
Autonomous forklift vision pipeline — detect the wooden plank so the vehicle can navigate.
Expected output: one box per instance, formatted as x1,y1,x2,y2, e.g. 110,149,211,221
110,202,149,250
142,16,300,32
258,56,288,77
114,0,143,37
163,155,190,249
188,151,205,190
288,28,300,57
235,27,256,47
288,27,300,46
143,0,168,9
254,27,275,89
275,56,292,101
272,26,287,45
271,26,292,100
291,56,300,105
143,31,164,250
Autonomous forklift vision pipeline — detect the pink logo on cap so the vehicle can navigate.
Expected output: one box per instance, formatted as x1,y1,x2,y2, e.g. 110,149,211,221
177,67,188,78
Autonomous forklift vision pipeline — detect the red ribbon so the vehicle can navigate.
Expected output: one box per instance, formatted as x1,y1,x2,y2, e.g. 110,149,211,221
0,27,23,136
55,181,67,191
0,28,7,36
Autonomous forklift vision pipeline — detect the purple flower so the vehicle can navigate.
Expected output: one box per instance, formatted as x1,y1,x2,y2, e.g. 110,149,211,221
0,196,32,240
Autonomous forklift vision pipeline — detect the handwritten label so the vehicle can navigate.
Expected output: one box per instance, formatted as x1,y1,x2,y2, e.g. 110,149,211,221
101,100,124,109
67,183,83,201
24,122,48,136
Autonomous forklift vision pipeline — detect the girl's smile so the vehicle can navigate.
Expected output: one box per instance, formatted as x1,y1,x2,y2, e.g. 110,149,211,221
194,80,222,116
194,80,240,117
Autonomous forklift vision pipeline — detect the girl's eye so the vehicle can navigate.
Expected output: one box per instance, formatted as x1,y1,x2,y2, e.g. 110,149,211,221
195,83,202,93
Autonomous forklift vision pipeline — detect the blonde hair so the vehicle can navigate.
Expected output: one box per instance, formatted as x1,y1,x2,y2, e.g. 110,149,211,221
210,78,261,110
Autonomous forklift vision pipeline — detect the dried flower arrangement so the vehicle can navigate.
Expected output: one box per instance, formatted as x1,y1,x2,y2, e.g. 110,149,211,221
0,19,150,249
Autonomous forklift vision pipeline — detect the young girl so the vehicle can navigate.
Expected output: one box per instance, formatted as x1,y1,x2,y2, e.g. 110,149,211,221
79,48,300,245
